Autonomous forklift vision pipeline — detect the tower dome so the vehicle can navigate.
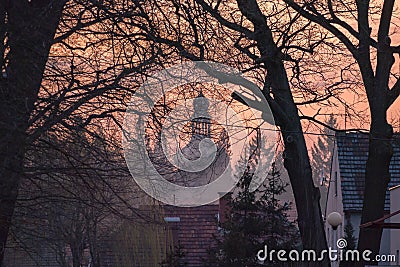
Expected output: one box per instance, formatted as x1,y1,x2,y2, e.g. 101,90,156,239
149,89,230,188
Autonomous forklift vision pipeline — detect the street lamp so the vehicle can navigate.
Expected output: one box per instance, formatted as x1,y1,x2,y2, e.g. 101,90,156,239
327,212,343,267
327,211,342,230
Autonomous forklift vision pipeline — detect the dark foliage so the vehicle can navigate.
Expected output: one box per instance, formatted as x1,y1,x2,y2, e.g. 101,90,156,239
206,137,300,267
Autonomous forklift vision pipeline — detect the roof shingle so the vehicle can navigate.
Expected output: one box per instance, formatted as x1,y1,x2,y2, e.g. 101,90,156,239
336,132,400,212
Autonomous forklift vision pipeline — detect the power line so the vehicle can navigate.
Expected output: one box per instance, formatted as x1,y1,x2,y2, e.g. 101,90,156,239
202,123,397,141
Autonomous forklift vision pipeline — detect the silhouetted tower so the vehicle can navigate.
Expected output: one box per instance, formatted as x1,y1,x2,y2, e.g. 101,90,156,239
178,90,230,186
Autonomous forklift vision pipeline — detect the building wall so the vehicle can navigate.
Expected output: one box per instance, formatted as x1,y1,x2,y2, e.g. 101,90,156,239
390,185,400,266
325,143,344,248
326,143,393,266
163,205,220,267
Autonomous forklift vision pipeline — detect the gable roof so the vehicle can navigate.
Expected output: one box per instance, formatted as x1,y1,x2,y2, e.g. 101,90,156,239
336,132,400,212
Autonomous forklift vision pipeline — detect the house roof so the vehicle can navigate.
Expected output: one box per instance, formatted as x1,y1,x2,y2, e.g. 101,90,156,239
336,132,400,212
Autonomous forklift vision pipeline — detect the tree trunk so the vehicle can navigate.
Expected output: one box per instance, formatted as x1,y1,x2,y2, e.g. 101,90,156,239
282,130,329,266
71,243,84,267
233,2,329,263
357,5,396,260
267,59,329,266
357,116,393,266
0,1,66,265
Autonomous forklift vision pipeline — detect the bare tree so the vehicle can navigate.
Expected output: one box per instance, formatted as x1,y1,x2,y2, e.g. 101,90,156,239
0,1,159,264
0,1,67,263
124,1,356,264
1,1,377,266
15,125,129,267
8,120,170,266
282,0,400,263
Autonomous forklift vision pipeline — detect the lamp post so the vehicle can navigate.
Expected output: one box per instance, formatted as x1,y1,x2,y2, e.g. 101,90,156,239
327,212,342,267
327,212,342,230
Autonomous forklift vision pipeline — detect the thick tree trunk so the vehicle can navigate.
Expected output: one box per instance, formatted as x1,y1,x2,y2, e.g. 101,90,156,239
357,3,396,259
267,60,329,266
233,2,329,263
357,119,393,266
0,129,27,262
0,1,66,265
282,130,329,266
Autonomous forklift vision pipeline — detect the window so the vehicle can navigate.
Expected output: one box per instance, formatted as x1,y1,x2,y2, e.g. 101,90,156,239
335,171,338,197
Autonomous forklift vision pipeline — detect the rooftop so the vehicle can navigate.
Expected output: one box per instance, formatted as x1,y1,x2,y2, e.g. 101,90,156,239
336,132,400,212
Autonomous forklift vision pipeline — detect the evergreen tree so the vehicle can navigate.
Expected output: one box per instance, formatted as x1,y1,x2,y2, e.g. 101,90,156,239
311,115,337,185
310,115,337,212
340,222,357,267
206,137,300,267
343,222,357,250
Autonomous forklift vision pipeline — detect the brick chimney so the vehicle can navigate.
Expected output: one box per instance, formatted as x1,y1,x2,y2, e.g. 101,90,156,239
218,192,232,224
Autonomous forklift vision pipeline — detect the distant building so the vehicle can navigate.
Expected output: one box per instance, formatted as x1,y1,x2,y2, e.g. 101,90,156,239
147,90,231,266
325,132,400,266
149,90,230,187
161,202,227,267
